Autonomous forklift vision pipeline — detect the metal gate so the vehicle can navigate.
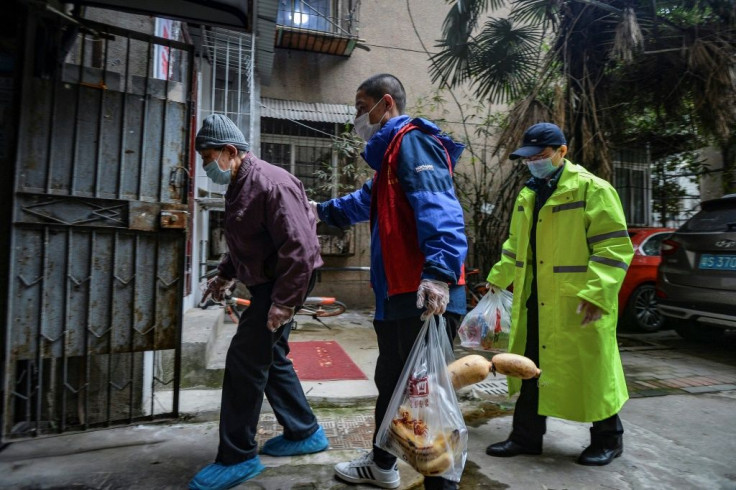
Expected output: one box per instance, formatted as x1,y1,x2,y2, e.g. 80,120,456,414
2,13,193,441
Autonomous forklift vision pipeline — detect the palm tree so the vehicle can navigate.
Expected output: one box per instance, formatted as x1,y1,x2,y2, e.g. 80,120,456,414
431,0,736,260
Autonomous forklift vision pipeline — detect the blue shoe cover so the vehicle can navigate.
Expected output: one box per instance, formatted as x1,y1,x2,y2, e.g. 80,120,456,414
260,425,329,456
189,456,265,490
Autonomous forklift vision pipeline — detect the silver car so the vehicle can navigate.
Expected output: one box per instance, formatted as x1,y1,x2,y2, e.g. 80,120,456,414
656,194,736,340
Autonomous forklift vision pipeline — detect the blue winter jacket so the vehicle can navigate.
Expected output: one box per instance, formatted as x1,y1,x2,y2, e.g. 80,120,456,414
316,115,467,320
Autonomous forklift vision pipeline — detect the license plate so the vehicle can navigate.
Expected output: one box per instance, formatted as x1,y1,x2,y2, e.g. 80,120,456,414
698,254,736,271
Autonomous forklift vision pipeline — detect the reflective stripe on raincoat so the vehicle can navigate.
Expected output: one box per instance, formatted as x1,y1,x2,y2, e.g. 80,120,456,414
487,162,634,422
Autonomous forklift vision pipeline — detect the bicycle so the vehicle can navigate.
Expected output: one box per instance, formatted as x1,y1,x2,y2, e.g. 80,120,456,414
198,268,347,329
218,293,347,330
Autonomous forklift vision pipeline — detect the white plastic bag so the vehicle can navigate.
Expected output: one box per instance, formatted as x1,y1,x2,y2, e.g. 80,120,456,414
376,316,467,482
458,288,512,351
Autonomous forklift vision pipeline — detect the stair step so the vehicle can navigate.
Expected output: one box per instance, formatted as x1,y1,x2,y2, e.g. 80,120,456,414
206,318,236,370
180,307,225,389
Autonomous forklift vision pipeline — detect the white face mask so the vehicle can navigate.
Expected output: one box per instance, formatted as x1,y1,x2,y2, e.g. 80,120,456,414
353,99,385,141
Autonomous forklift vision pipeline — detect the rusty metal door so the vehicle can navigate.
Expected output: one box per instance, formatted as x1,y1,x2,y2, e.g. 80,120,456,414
3,15,193,441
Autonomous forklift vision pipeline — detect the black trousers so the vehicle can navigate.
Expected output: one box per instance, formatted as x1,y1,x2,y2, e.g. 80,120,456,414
372,313,461,490
216,280,319,465
509,288,623,450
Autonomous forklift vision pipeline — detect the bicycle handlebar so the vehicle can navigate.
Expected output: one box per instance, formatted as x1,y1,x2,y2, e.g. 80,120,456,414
222,295,338,308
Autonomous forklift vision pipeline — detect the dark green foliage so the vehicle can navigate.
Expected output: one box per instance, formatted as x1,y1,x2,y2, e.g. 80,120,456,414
430,0,736,263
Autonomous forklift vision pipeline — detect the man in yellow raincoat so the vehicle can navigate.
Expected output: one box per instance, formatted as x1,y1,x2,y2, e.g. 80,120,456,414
485,122,634,466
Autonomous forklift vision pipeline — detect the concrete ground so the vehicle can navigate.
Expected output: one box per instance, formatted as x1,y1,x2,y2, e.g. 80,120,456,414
1,311,735,489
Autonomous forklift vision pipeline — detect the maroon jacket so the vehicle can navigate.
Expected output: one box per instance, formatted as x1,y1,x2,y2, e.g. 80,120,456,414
217,153,323,307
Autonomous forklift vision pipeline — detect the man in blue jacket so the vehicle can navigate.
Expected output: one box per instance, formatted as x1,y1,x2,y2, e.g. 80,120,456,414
314,74,467,490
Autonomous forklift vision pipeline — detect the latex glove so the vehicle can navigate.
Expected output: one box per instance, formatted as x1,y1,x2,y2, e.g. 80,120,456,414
267,303,296,332
203,275,235,303
416,279,450,320
487,283,502,294
577,300,603,326
309,200,321,222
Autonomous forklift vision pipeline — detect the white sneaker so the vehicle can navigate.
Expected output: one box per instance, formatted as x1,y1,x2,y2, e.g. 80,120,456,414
334,451,400,489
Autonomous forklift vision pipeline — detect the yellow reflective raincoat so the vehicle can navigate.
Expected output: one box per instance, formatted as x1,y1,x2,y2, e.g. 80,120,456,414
487,162,634,422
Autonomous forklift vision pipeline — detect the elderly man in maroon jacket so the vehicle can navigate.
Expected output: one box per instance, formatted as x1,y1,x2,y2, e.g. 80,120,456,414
190,114,328,490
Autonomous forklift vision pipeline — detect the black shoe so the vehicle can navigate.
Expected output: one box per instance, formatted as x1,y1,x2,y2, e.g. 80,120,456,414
485,439,542,457
577,439,623,466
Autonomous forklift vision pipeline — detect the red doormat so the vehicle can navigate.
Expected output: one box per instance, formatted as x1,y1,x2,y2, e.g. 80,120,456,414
287,341,367,381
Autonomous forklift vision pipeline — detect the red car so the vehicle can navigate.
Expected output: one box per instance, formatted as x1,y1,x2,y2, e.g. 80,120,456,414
618,227,675,331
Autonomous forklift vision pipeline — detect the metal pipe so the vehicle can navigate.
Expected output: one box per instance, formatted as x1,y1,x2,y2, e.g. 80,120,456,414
174,234,186,416
43,40,60,195
137,42,153,200
224,33,230,118
69,32,87,196
237,35,242,128
35,227,49,435
150,235,161,417
105,232,118,425
248,31,256,154
158,39,171,203
94,37,110,197
116,35,131,200
46,357,57,433
60,229,72,432
210,30,216,116
82,231,96,429
128,236,139,422
24,361,31,430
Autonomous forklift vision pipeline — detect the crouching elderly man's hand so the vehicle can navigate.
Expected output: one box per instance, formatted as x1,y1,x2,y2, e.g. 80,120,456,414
203,275,235,303
267,304,296,332
416,279,450,320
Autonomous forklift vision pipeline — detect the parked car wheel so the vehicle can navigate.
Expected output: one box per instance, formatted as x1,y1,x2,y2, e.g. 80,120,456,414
618,227,674,333
623,283,663,332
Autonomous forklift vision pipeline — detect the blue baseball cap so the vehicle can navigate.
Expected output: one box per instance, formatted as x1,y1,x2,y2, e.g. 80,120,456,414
510,123,567,160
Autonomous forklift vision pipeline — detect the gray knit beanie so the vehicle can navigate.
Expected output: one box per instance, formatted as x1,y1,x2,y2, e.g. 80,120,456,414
195,114,250,152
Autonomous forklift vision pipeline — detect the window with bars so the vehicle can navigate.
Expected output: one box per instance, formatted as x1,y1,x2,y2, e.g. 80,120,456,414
261,117,342,202
261,116,363,256
262,140,335,202
614,160,652,227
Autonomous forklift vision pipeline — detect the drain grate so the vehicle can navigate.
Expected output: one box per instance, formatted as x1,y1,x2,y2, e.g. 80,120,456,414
474,378,508,396
256,412,375,450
